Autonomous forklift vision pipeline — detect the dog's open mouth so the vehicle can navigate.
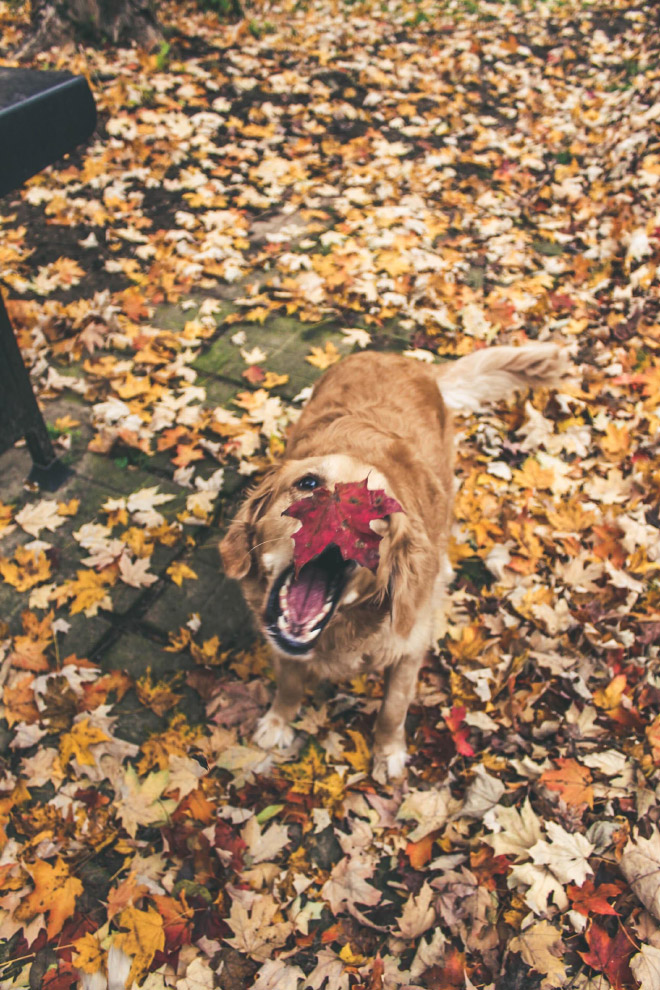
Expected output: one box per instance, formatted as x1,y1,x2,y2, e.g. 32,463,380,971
265,545,353,656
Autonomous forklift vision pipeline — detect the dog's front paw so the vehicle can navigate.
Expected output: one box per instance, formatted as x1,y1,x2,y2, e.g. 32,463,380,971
253,710,295,750
372,745,408,784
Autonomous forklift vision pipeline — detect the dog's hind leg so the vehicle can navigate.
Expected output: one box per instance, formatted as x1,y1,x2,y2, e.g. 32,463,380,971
253,656,307,750
372,654,423,783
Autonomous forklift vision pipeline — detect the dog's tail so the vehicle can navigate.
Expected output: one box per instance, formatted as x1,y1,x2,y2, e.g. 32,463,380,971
433,343,567,414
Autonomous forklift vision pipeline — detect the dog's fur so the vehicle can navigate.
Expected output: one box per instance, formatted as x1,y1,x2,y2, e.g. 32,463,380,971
220,344,565,781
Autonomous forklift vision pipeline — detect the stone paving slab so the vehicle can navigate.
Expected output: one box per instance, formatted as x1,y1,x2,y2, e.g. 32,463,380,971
143,558,254,650
192,316,343,399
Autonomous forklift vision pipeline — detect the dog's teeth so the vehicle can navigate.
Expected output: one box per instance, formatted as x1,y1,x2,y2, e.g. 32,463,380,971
277,615,288,631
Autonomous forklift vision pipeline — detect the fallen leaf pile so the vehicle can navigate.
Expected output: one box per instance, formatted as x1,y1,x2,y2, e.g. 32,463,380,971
0,0,660,987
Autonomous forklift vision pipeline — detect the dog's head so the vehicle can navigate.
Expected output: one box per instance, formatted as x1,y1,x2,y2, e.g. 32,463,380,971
220,454,436,659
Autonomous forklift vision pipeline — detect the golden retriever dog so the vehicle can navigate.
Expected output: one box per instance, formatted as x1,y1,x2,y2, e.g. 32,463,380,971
220,344,565,781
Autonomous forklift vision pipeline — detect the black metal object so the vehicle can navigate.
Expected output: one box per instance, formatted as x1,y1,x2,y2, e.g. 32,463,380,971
0,68,97,198
0,68,96,488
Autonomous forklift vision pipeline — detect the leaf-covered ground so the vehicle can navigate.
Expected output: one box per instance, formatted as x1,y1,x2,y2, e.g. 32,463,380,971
1,0,660,987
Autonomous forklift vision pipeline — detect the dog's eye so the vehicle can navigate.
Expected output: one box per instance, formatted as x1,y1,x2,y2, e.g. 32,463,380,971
295,474,321,491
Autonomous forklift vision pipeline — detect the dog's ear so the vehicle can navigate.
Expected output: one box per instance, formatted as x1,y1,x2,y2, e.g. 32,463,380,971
219,472,276,579
382,513,437,638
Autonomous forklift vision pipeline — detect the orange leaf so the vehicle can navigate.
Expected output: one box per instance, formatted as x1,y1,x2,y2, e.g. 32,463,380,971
18,858,83,938
406,834,434,869
3,674,39,727
540,758,593,808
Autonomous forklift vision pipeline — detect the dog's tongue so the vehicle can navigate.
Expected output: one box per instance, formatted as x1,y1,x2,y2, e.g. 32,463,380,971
288,565,328,623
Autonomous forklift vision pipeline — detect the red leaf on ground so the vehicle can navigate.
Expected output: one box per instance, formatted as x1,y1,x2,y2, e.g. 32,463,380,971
445,705,475,757
567,879,622,917
579,922,634,989
282,478,403,572
242,364,265,384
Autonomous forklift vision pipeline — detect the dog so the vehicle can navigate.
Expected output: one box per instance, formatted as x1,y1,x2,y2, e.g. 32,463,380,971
220,344,566,781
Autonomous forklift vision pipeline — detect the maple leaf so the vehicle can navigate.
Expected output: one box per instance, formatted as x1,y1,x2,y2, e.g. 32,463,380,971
539,758,594,808
136,671,182,715
321,855,382,917
167,561,198,586
305,341,341,369
344,728,371,773
510,921,567,986
115,766,178,838
53,569,115,616
15,499,68,538
280,741,345,806
262,370,289,389
224,892,293,962
3,674,39,727
631,944,660,990
397,881,436,939
243,364,266,384
113,904,165,987
283,478,403,573
529,821,593,886
567,878,621,917
445,705,475,757
18,857,83,938
620,829,660,921
484,798,542,861
579,922,634,989
242,815,291,864
59,717,110,766
118,552,158,588
72,931,106,975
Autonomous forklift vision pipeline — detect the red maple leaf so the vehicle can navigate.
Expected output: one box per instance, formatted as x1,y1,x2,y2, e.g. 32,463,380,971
445,705,475,757
282,479,403,572
579,922,634,989
567,878,622,917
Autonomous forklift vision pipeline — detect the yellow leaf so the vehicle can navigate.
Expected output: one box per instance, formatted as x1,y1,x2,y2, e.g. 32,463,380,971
344,729,371,773
262,371,289,389
280,741,345,807
54,415,80,431
59,718,110,766
57,498,80,517
18,857,83,938
0,546,51,592
512,458,555,491
167,561,198,586
114,905,165,987
305,341,341,370
72,931,106,975
601,421,630,459
244,306,271,323
593,673,627,711
0,501,15,533
53,569,115,617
